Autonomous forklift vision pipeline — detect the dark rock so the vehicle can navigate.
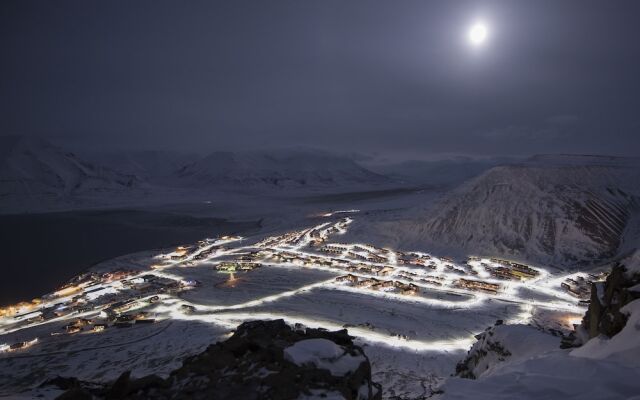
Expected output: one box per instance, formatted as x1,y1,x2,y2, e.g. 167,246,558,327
559,261,640,349
105,371,131,399
454,322,512,380
41,376,83,391
56,388,93,400
57,319,381,400
581,263,640,339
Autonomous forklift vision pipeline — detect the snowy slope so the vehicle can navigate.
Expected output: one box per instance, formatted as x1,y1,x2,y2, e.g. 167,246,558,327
394,155,640,267
0,136,139,212
571,299,640,367
176,149,391,190
454,324,560,379
441,300,640,400
84,150,196,182
0,140,395,213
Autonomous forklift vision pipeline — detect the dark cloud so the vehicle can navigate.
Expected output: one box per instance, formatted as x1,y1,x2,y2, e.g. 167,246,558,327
1,0,639,156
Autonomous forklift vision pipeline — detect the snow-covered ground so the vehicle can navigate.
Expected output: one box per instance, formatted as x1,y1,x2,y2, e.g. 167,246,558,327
441,300,640,399
0,213,601,398
2,140,639,399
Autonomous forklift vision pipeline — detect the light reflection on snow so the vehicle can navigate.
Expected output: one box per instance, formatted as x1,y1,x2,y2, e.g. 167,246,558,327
0,215,593,356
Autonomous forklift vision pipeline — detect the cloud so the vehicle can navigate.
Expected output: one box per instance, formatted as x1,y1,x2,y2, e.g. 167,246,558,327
480,114,581,141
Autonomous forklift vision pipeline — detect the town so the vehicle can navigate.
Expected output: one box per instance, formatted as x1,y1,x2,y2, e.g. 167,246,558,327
0,213,603,357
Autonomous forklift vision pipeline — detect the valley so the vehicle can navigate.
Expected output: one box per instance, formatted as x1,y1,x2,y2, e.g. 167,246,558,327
1,138,639,399
0,212,598,398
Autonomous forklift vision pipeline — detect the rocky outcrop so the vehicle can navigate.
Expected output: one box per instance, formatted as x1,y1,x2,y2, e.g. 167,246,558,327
582,262,640,339
454,321,560,380
51,319,381,400
454,321,510,379
558,258,640,348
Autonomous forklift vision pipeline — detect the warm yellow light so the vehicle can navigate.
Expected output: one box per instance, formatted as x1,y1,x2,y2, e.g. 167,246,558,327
564,314,583,327
55,286,81,297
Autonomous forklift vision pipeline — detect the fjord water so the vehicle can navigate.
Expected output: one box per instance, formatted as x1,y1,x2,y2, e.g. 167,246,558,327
0,209,259,306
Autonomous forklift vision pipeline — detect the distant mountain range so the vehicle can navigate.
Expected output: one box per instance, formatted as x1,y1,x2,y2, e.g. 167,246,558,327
176,150,390,189
0,136,394,213
7,136,637,269
83,150,196,182
0,136,141,212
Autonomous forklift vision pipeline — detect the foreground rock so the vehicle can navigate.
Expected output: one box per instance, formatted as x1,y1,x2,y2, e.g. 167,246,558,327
50,319,381,400
582,262,640,338
454,321,559,379
562,257,640,347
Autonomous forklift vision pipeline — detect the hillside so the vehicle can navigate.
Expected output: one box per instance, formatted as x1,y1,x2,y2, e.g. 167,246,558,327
84,151,196,182
363,155,640,267
176,149,390,190
0,139,395,213
0,136,140,212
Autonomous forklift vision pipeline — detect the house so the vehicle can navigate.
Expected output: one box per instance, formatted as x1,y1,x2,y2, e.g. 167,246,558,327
216,262,237,272
181,304,196,313
357,278,380,288
377,266,395,276
65,325,82,334
135,319,155,324
8,338,37,351
336,274,358,284
401,284,420,296
456,279,500,294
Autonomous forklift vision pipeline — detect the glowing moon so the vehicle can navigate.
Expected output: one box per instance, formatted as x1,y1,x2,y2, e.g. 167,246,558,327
468,22,488,46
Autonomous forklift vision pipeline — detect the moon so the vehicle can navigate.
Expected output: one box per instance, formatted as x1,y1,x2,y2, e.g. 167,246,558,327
468,22,488,46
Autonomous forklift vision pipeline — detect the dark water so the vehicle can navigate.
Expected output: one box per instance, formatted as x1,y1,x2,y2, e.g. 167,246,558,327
299,186,430,204
0,209,260,306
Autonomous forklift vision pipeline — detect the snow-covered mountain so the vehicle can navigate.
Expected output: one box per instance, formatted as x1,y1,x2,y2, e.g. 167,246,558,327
387,155,640,267
0,136,139,212
84,150,196,182
0,139,394,213
176,149,390,189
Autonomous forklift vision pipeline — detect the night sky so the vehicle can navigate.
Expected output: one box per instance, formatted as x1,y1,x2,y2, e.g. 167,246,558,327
2,0,640,157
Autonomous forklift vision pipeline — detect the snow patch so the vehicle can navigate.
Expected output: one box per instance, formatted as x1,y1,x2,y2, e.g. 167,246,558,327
444,312,640,399
571,299,640,367
284,338,366,377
